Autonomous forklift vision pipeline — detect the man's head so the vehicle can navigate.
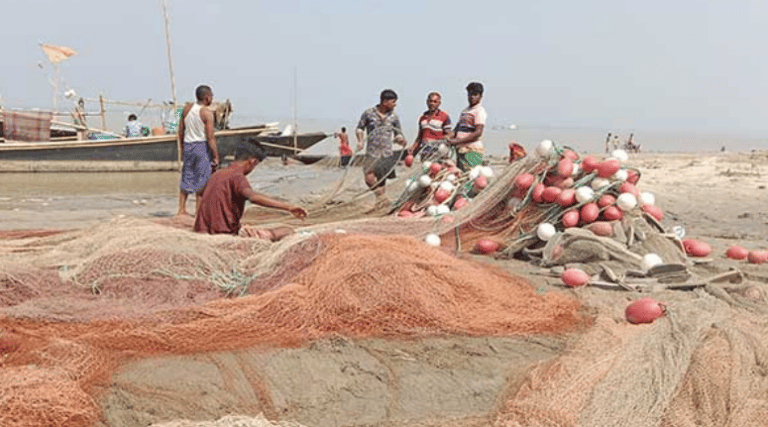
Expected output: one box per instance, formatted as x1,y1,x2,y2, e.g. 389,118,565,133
195,85,214,106
379,89,398,112
128,114,137,121
236,141,267,173
341,126,346,133
426,92,441,112
466,82,484,106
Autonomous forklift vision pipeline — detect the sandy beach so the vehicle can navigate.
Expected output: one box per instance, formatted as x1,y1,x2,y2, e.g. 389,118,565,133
1,149,768,427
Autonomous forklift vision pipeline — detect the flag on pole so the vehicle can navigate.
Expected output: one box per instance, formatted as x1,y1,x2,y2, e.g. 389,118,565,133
41,44,77,63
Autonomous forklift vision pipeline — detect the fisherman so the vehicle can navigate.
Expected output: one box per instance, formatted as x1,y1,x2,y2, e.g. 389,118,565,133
176,85,221,219
194,141,307,239
408,92,452,161
605,132,612,153
355,89,407,203
124,114,144,138
448,82,487,171
335,126,353,166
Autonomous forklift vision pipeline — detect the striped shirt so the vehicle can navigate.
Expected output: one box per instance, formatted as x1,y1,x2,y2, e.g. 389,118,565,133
454,103,487,153
417,109,451,142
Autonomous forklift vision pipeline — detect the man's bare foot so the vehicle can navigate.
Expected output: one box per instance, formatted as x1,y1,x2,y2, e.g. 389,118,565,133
173,212,195,227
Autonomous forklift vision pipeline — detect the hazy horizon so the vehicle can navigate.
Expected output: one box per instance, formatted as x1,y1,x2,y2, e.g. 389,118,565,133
3,0,768,144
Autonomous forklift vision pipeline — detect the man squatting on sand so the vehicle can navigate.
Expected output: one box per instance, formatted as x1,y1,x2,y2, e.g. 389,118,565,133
408,91,452,161
194,142,308,240
356,89,407,201
177,85,221,218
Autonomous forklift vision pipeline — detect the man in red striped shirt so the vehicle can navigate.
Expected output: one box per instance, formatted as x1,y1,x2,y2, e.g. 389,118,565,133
408,92,452,160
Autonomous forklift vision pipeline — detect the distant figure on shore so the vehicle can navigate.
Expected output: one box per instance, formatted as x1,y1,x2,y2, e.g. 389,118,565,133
124,114,144,138
408,92,452,161
194,142,307,240
605,133,612,153
176,85,221,219
624,133,641,153
335,127,353,166
356,89,407,204
613,134,620,150
448,82,486,171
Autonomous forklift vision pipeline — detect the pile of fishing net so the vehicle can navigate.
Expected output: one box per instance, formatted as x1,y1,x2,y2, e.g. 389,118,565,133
0,217,583,427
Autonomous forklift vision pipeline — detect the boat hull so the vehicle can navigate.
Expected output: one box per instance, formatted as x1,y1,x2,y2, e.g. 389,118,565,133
0,126,302,172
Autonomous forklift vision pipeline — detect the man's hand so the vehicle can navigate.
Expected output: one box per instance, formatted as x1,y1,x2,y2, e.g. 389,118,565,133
357,143,364,151
288,206,308,220
211,155,220,169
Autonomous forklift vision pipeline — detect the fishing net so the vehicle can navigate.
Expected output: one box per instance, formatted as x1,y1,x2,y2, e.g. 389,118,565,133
0,215,584,427
3,141,768,427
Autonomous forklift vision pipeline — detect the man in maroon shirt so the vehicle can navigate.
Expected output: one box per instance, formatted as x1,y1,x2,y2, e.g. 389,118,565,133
194,142,307,240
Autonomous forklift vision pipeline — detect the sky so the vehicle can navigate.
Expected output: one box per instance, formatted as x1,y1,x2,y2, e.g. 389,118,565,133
2,0,768,138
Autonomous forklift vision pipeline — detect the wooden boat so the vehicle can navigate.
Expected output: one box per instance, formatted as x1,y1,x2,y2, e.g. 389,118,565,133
0,124,279,172
252,131,329,157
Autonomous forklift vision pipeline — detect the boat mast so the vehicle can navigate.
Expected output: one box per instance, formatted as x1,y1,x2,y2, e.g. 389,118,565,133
293,66,298,152
160,0,177,108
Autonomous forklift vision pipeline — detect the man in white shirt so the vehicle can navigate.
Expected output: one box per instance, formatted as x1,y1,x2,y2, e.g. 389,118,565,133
448,82,487,171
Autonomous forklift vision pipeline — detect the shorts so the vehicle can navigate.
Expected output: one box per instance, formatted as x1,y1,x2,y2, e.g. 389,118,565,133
340,155,352,167
457,151,483,172
363,152,402,181
180,141,212,194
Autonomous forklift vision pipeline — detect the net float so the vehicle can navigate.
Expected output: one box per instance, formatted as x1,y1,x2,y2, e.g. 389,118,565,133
480,166,494,178
581,155,599,173
598,194,616,208
398,210,414,218
515,173,535,191
557,157,574,177
562,149,579,161
638,191,655,206
537,223,556,241
541,186,562,203
642,204,664,221
532,183,546,203
475,239,500,254
615,193,637,211
469,166,482,180
575,186,595,203
407,180,420,192
426,205,439,216
597,158,621,178
625,298,666,324
682,239,712,257
557,188,576,207
627,169,640,184
434,188,451,203
725,245,749,260
453,196,468,210
619,182,639,198
429,162,443,176
536,139,554,157
418,175,432,188
474,175,488,190
611,169,628,182
404,154,414,167
439,181,454,191
642,253,663,270
424,233,441,247
591,177,610,190
562,210,580,228
422,161,433,172
748,250,768,264
436,204,450,215
441,215,454,223
446,173,457,182
611,149,629,162
580,202,599,223
571,162,581,177
603,205,623,220
437,142,450,156
587,221,613,236
561,268,590,287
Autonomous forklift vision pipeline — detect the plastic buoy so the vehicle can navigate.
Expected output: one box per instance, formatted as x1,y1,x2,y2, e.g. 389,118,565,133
557,157,574,177
603,205,623,220
532,183,546,203
434,188,451,203
598,194,616,208
561,268,590,287
541,186,562,203
581,156,599,173
557,189,576,207
580,203,599,223
515,173,535,191
429,162,443,176
474,175,488,190
562,210,580,228
404,154,414,167
453,196,468,210
748,250,768,264
587,221,613,236
642,253,663,270
625,298,666,324
642,204,664,221
537,223,556,241
615,193,637,211
425,233,441,246
725,245,749,260
597,159,621,178
682,239,712,257
475,239,500,255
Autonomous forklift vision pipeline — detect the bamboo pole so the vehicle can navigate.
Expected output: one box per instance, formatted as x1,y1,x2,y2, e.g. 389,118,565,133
51,119,124,138
99,94,106,130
